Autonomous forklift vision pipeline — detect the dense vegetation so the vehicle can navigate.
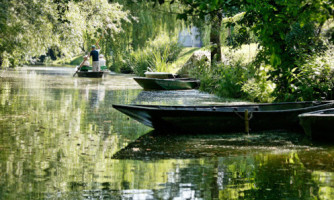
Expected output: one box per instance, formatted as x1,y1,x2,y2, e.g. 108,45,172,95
162,0,334,101
1,0,334,102
0,0,132,67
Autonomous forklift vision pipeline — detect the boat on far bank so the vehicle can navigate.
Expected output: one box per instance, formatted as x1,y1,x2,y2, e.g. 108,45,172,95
144,72,177,79
134,72,200,90
133,77,164,90
112,101,334,134
155,78,200,90
134,77,200,90
299,108,334,140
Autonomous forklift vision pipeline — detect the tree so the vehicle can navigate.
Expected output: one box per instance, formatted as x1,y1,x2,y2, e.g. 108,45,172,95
153,0,334,100
151,0,243,64
240,0,333,100
0,0,130,68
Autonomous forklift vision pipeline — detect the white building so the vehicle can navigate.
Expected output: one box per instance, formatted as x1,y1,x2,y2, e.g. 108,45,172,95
178,26,202,47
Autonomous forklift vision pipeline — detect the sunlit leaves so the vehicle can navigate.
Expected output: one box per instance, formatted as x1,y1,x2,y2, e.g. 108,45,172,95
0,0,130,67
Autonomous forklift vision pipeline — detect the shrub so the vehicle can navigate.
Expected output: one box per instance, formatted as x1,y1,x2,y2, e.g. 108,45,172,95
189,57,255,99
242,65,276,102
122,33,182,76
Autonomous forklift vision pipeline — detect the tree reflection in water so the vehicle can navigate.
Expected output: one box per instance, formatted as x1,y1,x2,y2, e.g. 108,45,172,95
0,67,334,199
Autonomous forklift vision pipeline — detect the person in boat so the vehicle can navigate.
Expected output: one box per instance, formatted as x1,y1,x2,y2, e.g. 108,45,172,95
99,54,106,71
79,55,90,72
89,43,100,72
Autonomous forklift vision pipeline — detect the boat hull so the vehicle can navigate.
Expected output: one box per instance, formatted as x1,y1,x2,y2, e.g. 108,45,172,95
134,77,200,90
113,101,334,134
133,77,165,90
144,72,176,79
77,71,104,78
299,108,334,140
155,79,200,90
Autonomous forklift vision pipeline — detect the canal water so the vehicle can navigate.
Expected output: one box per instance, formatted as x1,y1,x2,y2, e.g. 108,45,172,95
0,66,334,199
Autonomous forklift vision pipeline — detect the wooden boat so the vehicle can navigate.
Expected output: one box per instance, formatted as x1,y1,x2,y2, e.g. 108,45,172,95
144,72,176,79
112,101,334,134
299,108,334,140
134,77,200,90
77,71,104,78
155,78,200,90
133,77,164,90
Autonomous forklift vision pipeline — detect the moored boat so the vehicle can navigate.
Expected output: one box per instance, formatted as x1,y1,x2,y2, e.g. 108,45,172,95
144,72,176,79
155,78,200,90
299,108,334,140
134,77,200,90
133,77,165,90
112,101,334,134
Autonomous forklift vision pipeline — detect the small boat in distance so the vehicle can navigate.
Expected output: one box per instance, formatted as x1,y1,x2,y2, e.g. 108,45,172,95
299,108,334,140
134,72,200,90
77,71,104,78
112,101,334,134
74,65,109,78
134,77,200,90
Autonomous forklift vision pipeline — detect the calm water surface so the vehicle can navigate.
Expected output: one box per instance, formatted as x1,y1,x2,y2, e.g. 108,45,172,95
0,66,334,200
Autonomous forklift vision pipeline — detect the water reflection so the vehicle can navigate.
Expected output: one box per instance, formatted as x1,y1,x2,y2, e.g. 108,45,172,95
0,66,334,199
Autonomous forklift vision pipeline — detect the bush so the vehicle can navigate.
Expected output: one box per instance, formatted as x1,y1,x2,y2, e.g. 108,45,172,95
186,52,276,102
241,65,275,102
129,48,153,76
290,56,334,101
189,57,255,99
120,33,182,76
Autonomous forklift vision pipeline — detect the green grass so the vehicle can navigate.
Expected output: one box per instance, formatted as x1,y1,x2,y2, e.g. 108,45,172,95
221,43,258,64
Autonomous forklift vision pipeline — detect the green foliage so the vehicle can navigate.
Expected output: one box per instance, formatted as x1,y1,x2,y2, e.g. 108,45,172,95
285,50,334,101
107,0,183,70
0,0,130,68
189,57,255,99
149,45,170,72
127,48,153,75
240,0,333,100
116,33,182,76
156,0,334,101
241,65,276,102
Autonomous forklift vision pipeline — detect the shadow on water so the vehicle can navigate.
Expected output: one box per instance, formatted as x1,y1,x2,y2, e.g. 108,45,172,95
112,130,314,160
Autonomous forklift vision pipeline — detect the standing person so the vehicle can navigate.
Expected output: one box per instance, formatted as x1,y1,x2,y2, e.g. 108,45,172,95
89,44,100,72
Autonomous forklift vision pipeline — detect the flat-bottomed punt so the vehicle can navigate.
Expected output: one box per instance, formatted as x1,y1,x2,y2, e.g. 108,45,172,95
112,101,334,134
299,108,334,140
134,77,200,90
155,78,200,90
77,71,104,78
133,77,164,90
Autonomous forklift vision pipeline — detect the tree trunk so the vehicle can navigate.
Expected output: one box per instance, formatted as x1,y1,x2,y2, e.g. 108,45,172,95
210,11,222,64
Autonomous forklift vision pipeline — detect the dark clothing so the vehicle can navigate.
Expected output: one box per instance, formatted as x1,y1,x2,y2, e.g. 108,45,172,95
90,50,99,61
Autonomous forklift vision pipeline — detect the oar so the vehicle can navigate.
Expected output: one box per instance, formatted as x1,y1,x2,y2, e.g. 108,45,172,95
73,57,86,77
73,65,81,77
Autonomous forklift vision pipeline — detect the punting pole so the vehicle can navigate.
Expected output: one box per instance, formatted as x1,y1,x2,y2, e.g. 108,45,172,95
245,109,250,134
